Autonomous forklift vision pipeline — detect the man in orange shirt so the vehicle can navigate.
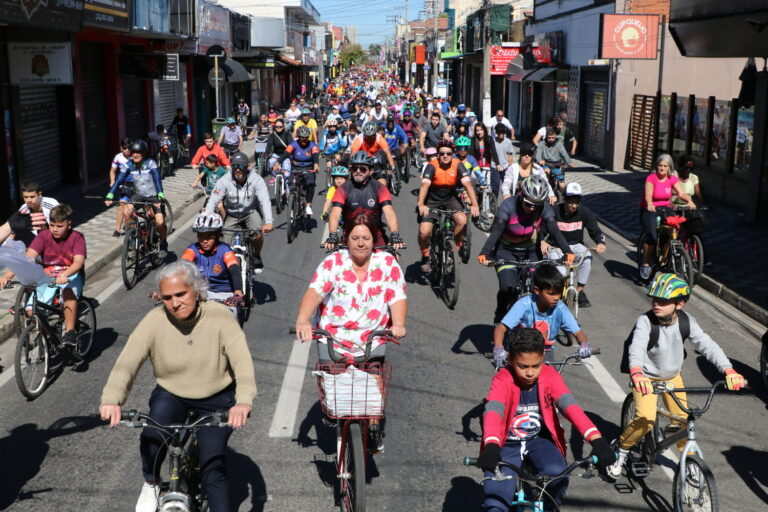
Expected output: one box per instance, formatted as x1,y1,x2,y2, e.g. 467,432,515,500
190,133,231,171
350,122,396,185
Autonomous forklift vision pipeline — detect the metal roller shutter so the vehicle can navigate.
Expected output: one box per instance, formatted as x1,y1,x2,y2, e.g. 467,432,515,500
123,75,146,140
18,86,62,186
583,82,607,164
153,79,180,129
80,42,109,185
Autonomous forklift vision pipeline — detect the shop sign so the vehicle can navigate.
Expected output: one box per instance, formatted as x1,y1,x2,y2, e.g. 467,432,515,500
531,31,563,66
162,54,179,80
153,40,197,55
489,45,520,76
8,43,73,85
197,0,231,54
601,14,659,60
0,0,83,31
84,0,128,30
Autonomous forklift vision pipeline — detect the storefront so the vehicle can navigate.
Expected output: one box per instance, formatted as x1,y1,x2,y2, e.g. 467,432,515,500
195,0,232,132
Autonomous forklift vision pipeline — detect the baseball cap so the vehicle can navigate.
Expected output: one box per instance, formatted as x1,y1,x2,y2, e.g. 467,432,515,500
457,104,467,112
564,182,583,197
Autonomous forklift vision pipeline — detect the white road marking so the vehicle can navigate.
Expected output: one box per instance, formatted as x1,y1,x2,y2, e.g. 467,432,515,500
268,338,312,437
584,356,627,404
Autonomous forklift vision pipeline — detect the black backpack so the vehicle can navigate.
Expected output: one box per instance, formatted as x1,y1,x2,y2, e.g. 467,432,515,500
620,310,690,373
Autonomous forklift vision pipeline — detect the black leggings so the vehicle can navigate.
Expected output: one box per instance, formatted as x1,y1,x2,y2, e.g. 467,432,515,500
292,169,316,204
640,206,674,244
494,245,538,323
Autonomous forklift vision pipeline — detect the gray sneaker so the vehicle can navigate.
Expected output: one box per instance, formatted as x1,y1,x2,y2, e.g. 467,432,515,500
639,265,651,280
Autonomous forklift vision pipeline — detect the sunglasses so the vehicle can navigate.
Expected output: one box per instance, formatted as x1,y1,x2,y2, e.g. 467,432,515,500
522,199,540,208
350,165,369,172
438,151,453,156
232,165,247,171
520,152,534,157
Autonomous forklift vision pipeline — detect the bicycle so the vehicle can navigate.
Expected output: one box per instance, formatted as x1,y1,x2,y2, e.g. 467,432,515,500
676,206,708,282
253,136,269,174
171,134,190,167
118,409,231,512
547,348,601,375
386,164,401,197
222,227,261,320
304,328,398,512
637,211,696,286
287,170,312,243
544,252,588,347
271,164,289,215
399,146,410,183
472,167,497,233
15,281,96,399
463,454,599,512
542,163,566,203
619,381,743,511
486,257,554,306
120,201,168,290
427,208,467,309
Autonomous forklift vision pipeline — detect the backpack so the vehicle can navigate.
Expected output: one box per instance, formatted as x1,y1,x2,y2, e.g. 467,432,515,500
620,310,690,374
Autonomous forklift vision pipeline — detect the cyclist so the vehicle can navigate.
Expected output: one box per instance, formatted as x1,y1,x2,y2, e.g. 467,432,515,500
284,100,302,131
533,114,577,156
501,142,553,202
218,117,243,157
319,119,347,174
341,123,358,164
535,128,571,195
190,132,231,171
416,141,480,270
478,327,614,512
400,109,418,154
181,212,244,317
478,175,572,324
105,140,169,260
265,119,293,185
383,117,408,182
0,181,58,252
266,104,280,125
540,183,606,308
206,152,273,269
249,112,272,139
455,136,485,185
350,122,396,185
274,126,320,216
469,123,502,195
419,111,449,158
99,260,256,512
450,104,471,135
321,165,349,223
493,124,515,180
369,101,388,125
170,108,191,150
325,151,403,250
293,107,319,142
107,138,133,238
607,273,746,479
190,154,227,213
324,105,343,129
234,98,250,127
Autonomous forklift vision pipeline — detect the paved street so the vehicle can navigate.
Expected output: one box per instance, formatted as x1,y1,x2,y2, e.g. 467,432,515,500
0,166,766,511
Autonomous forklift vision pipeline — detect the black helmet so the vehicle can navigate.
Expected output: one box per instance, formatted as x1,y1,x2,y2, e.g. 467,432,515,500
129,139,148,156
349,151,374,167
230,152,249,169
362,122,378,136
519,141,536,156
296,126,311,139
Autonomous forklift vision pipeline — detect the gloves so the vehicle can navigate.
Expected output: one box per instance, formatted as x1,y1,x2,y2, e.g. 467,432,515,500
478,443,502,472
478,254,488,265
105,193,114,200
589,437,615,471
563,252,576,265
724,368,746,391
390,231,403,246
224,294,244,307
325,232,339,248
321,211,329,222
630,366,652,396
577,342,592,359
157,192,165,201
493,346,508,369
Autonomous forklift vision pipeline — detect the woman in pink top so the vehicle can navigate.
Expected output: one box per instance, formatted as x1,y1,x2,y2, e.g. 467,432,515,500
639,154,695,279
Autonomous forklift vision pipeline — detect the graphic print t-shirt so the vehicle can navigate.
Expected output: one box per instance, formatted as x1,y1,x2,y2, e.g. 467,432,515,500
507,383,541,442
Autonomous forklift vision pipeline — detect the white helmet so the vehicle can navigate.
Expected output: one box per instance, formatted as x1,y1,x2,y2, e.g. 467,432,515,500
520,175,550,204
192,212,223,232
564,182,583,197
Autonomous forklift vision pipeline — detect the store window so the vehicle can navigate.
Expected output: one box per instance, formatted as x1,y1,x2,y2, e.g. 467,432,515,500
657,95,671,153
672,96,689,155
711,100,730,170
691,97,709,160
734,106,754,175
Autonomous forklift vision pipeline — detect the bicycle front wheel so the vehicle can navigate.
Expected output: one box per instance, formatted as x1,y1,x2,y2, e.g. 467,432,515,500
561,287,579,347
15,324,49,399
162,198,174,235
440,239,460,309
687,235,705,281
341,422,366,512
670,247,696,288
287,195,298,244
74,298,97,359
391,169,401,196
275,175,285,214
13,286,35,335
121,227,140,290
673,455,718,512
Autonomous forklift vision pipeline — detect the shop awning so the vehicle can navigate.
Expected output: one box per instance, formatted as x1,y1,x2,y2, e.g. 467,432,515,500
441,52,477,61
507,69,535,82
524,67,557,82
278,55,302,66
223,58,254,82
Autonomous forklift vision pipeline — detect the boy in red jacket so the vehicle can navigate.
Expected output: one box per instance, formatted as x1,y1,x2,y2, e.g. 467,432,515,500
478,327,614,511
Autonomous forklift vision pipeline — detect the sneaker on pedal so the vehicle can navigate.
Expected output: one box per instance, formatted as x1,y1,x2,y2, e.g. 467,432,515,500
369,424,385,453
157,240,169,261
253,256,264,272
135,482,160,512
305,205,313,216
578,291,591,308
420,256,431,274
61,330,77,349
112,230,121,238
458,243,469,264
606,448,628,480
639,265,651,280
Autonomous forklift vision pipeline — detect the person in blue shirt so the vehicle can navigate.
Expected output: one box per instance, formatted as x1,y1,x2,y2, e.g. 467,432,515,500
319,120,348,178
491,264,592,368
383,117,408,160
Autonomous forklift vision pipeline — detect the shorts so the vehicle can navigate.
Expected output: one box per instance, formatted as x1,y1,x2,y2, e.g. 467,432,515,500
224,210,263,232
118,185,133,202
131,194,165,215
420,195,464,223
27,272,84,308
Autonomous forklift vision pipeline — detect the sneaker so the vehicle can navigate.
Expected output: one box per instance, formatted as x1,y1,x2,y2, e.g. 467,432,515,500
112,230,121,238
253,256,264,270
305,205,313,216
458,243,469,264
420,256,431,274
639,265,651,280
606,448,628,480
157,240,169,261
61,330,77,349
369,424,385,453
577,291,591,308
135,482,160,512
711,152,719,160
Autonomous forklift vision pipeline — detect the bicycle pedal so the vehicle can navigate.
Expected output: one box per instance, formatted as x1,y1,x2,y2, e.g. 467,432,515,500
629,461,651,478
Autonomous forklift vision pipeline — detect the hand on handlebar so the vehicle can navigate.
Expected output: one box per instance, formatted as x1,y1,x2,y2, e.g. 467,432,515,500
224,293,244,307
724,368,746,391
100,404,122,428
478,254,491,266
563,253,576,265
390,324,406,338
577,342,592,359
478,443,502,472
630,367,653,395
590,437,615,470
470,205,480,218
228,403,251,429
295,320,314,342
493,346,508,368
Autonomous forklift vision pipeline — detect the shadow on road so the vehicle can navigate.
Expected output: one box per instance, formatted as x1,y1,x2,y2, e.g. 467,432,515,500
603,258,644,286
441,476,483,511
452,324,493,356
252,281,277,305
456,401,484,442
227,447,268,512
722,446,768,505
72,327,120,373
403,260,429,285
0,415,102,510
296,400,339,491
695,356,768,405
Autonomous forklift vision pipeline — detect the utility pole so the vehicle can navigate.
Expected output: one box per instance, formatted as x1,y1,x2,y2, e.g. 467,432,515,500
481,0,491,122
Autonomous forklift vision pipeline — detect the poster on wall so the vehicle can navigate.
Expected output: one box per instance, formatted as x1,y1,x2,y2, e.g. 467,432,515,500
489,46,520,75
600,14,659,60
8,43,74,85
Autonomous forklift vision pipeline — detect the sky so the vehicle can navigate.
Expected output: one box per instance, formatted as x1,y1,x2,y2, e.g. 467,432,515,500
311,0,423,48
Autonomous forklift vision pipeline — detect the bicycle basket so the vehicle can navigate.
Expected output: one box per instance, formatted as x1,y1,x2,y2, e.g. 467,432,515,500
313,362,392,419
682,209,708,233
254,141,268,153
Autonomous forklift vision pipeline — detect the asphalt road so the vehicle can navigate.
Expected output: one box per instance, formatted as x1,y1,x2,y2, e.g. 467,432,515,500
0,168,766,512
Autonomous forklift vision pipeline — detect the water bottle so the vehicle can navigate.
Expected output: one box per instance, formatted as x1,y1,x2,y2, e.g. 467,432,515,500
233,233,241,247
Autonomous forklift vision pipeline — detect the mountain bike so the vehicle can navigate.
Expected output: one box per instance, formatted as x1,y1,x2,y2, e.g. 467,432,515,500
486,257,554,306
272,169,288,215
620,381,743,512
428,208,466,309
398,147,410,183
303,328,399,512
223,227,261,321
121,201,167,290
15,281,96,399
253,136,269,174
287,170,312,243
171,134,190,167
472,167,497,233
386,164,401,197
119,409,231,512
463,454,599,512
637,211,695,287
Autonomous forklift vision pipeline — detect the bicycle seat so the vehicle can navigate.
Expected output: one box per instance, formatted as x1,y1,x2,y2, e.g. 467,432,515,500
663,216,687,228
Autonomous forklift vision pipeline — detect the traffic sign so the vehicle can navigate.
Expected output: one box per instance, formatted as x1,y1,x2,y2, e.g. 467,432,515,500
206,44,226,65
208,67,225,89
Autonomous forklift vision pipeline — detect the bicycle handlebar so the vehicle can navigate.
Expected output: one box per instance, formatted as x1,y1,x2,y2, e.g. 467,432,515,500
486,259,555,267
651,380,744,417
463,455,597,481
289,328,399,363
119,409,230,429
548,349,601,370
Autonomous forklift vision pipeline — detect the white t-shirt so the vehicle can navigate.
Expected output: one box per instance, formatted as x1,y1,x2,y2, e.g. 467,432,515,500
18,196,60,235
501,163,552,198
111,152,129,171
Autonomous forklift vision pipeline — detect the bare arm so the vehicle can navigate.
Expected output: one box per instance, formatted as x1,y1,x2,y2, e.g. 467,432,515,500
672,182,695,207
382,204,399,233
295,288,324,342
644,181,655,211
389,299,407,338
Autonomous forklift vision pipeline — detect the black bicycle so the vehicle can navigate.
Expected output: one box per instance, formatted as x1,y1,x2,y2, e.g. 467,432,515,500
637,211,695,286
428,208,466,309
119,410,231,512
121,201,167,290
386,164,401,197
287,170,312,243
484,257,554,312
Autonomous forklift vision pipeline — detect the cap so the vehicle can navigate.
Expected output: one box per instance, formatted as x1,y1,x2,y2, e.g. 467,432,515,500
564,182,583,197
457,104,467,112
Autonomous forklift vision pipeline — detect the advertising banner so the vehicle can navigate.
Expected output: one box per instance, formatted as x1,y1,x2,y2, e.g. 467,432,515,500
489,46,520,75
601,14,659,59
8,43,73,85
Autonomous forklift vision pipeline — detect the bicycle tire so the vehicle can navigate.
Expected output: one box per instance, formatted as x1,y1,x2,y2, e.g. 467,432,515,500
74,298,97,359
121,227,140,290
275,175,285,214
620,393,657,478
162,198,174,235
15,323,49,399
669,247,696,288
561,288,579,347
401,154,410,183
761,341,768,391
441,239,460,309
391,168,401,196
287,195,298,244
242,251,254,307
13,286,35,335
687,235,705,282
475,189,497,232
673,454,718,512
342,422,366,512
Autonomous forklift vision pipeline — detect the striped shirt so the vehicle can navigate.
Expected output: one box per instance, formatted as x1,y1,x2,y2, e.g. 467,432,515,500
19,196,60,235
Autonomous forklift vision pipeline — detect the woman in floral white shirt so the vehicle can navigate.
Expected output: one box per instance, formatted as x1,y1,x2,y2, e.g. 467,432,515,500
295,213,407,361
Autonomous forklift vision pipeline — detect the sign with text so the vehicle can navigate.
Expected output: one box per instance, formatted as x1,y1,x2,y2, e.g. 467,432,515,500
84,0,128,30
162,54,179,80
489,46,520,75
0,0,83,31
601,14,659,59
8,43,73,85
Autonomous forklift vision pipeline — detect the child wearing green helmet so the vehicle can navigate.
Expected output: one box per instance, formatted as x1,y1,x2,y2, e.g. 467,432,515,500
455,136,486,186
607,272,746,479
321,166,350,223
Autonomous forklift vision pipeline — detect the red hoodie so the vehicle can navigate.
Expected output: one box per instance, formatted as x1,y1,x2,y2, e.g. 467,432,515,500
482,364,600,455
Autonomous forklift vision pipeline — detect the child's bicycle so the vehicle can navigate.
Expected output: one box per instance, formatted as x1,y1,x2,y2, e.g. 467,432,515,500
463,454,599,512
547,348,601,375
619,380,746,511
14,280,96,399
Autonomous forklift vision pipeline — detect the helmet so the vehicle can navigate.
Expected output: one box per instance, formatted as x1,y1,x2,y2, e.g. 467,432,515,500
327,119,338,127
226,117,236,124
296,126,311,139
647,273,691,301
230,152,250,169
564,182,583,197
129,139,148,156
301,108,311,114
425,147,437,157
362,122,378,136
403,109,411,117
436,140,454,152
457,104,467,112
519,141,536,156
520,175,549,204
192,212,223,233
455,136,472,148
330,165,350,177
349,151,374,167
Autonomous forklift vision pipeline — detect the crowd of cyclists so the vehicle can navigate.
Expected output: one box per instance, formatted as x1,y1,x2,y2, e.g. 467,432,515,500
0,66,753,512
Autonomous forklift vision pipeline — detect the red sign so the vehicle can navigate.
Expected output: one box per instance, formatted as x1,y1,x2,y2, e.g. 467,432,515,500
601,14,659,59
414,45,426,65
489,46,520,75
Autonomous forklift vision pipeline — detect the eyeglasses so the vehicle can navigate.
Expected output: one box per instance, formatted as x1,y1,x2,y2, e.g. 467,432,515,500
522,199,540,208
438,151,453,156
232,165,247,171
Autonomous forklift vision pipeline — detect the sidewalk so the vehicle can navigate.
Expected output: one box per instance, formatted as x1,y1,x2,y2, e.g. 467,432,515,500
0,140,257,342
569,160,768,324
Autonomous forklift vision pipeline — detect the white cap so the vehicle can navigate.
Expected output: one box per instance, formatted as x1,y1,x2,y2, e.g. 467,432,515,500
564,182,583,197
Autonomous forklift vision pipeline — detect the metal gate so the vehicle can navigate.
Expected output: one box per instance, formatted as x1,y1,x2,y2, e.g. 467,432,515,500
583,82,607,163
153,78,184,129
123,75,146,139
17,86,62,186
628,94,658,170
80,42,109,185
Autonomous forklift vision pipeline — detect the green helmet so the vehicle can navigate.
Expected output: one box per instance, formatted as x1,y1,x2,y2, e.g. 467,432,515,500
646,273,691,300
455,136,472,148
330,165,349,177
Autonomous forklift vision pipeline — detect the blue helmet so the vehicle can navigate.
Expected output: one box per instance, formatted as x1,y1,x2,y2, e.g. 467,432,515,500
226,116,236,124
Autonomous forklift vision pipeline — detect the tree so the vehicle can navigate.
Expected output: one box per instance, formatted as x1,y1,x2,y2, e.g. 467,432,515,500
339,43,365,69
368,43,382,56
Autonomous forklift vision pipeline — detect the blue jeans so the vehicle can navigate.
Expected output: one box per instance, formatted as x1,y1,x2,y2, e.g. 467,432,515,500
140,385,235,512
482,437,568,512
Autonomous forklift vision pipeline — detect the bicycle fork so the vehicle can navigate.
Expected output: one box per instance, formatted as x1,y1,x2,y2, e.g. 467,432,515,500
162,444,193,511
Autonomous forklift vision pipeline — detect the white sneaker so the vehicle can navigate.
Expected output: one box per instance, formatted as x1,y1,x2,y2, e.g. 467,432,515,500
305,205,313,216
607,449,628,480
639,265,651,280
135,482,160,512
